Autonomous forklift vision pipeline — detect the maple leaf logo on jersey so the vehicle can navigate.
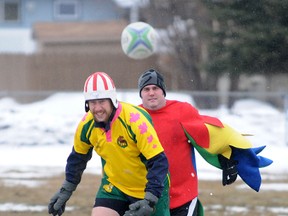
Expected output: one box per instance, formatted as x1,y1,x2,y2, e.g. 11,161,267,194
117,136,128,148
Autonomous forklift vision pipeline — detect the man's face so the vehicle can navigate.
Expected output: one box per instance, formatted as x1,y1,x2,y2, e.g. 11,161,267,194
88,99,113,122
141,84,166,110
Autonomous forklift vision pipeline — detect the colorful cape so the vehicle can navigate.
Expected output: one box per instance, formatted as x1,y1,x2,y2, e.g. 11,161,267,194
181,115,273,192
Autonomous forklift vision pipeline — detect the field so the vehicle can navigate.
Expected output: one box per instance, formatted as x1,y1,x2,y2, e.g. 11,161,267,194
1,172,287,216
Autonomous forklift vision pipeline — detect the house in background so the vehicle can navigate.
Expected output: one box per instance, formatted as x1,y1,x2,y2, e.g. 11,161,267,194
0,0,135,53
0,0,158,96
0,0,287,107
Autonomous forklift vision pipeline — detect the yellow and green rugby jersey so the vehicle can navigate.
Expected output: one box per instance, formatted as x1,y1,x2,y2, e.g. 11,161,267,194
73,102,164,198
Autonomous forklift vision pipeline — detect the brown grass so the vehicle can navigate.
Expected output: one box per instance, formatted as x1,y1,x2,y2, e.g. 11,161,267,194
1,172,288,216
199,175,288,216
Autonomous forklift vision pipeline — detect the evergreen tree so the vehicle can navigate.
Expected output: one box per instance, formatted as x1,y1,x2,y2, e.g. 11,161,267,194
204,0,288,90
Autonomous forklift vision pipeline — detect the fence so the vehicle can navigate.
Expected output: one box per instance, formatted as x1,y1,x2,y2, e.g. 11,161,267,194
0,53,158,92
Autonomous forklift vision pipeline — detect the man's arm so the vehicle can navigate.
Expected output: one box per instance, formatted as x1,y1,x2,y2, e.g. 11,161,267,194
145,152,169,198
65,146,93,184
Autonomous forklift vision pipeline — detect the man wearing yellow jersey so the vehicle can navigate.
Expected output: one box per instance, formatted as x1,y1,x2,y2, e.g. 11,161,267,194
48,72,170,216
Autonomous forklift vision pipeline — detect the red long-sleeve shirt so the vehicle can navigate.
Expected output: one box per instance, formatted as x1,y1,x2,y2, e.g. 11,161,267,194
140,100,208,209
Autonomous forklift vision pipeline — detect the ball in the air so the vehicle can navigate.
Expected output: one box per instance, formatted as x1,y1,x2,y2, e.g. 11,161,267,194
121,22,158,60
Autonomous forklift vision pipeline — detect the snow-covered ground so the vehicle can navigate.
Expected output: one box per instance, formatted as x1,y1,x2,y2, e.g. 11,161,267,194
0,91,287,214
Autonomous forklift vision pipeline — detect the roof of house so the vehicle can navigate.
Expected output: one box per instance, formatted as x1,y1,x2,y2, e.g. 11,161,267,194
33,20,129,42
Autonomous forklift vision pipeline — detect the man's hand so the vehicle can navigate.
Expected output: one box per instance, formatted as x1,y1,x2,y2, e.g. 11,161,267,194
48,180,77,216
124,192,158,216
218,154,238,185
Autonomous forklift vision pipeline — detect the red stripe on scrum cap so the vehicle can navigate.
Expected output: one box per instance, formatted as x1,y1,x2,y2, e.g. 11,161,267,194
97,72,109,90
84,74,93,92
85,72,115,92
105,73,115,88
93,73,98,91
102,72,115,88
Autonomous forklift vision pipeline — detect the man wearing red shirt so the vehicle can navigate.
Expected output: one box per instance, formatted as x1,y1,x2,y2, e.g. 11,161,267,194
138,68,272,216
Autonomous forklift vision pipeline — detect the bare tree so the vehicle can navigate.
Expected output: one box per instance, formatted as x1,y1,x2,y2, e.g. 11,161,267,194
141,0,217,91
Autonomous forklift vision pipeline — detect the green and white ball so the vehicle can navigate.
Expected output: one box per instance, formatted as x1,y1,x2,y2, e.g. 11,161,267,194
121,22,158,60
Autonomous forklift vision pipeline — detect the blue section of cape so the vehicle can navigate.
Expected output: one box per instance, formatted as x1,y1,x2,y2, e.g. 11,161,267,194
231,145,273,192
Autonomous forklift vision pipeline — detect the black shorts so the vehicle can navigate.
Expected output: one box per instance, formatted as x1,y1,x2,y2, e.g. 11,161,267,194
93,176,170,216
170,198,199,216
94,197,132,216
93,179,138,215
